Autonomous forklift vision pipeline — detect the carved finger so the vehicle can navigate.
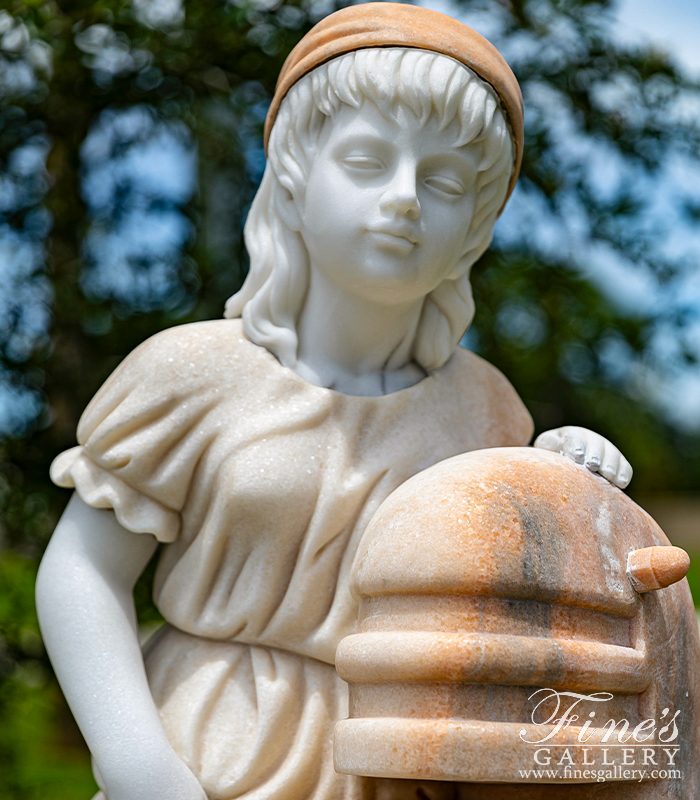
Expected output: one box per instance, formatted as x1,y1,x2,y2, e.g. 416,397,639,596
599,443,621,483
583,431,604,472
615,455,633,489
533,429,563,452
562,429,586,464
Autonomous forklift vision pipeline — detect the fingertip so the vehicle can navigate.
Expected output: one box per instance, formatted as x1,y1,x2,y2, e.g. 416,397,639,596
617,466,633,489
534,430,560,450
599,462,617,482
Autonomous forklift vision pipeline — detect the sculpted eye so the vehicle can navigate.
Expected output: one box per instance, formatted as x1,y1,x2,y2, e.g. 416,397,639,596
424,175,465,197
341,155,384,172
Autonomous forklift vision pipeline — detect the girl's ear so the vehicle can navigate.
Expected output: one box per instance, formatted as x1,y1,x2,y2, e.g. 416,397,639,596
277,182,303,232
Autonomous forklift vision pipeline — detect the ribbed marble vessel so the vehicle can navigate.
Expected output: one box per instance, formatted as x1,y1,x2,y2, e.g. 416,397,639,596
334,448,700,797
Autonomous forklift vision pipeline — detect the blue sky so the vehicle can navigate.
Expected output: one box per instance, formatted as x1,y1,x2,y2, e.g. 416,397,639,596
613,0,700,427
617,0,700,77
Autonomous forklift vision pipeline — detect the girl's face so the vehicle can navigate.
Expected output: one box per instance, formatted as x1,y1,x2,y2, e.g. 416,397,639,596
293,100,482,306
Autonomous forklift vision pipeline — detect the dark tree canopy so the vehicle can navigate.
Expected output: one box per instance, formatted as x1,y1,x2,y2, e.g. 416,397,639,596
1,0,700,794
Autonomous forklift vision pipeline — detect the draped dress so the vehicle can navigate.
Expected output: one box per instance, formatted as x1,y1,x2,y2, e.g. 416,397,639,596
51,318,533,800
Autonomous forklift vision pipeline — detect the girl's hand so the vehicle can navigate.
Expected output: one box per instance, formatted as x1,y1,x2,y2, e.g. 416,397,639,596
534,426,632,489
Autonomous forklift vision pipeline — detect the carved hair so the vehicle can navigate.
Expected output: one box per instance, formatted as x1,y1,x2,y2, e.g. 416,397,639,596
225,48,514,371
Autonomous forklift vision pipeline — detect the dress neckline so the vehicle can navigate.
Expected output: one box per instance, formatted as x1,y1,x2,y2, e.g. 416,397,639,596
231,318,461,402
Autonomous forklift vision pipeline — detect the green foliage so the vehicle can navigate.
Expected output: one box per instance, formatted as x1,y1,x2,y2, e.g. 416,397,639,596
0,551,97,797
685,560,700,609
0,677,98,799
470,249,700,495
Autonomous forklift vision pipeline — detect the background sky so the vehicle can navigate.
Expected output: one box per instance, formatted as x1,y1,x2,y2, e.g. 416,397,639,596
614,0,700,428
617,0,700,77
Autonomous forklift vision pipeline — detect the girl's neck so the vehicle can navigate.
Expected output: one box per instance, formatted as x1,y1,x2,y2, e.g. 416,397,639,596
293,267,427,396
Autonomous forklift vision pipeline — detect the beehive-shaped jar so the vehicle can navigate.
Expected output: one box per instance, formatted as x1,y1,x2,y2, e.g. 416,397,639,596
334,448,700,792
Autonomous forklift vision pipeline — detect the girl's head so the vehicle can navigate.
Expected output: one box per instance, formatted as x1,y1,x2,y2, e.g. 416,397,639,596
226,7,521,372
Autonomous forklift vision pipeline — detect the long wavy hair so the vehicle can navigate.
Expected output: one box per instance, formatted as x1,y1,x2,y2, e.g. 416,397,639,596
225,48,515,372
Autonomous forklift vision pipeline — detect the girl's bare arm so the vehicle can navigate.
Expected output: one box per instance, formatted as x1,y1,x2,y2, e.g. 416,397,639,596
36,493,205,800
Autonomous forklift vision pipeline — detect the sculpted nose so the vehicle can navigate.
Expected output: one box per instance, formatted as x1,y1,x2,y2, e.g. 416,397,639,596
380,168,421,220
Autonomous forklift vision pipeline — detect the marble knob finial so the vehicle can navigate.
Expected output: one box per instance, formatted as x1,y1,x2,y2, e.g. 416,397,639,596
626,545,690,593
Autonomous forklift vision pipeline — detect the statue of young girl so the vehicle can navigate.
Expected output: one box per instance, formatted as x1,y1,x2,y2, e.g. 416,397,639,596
36,5,632,800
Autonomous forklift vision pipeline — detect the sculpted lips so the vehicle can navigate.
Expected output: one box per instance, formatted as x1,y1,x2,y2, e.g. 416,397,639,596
366,226,420,251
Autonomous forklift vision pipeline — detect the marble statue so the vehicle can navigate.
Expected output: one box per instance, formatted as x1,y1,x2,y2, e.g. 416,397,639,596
35,5,664,800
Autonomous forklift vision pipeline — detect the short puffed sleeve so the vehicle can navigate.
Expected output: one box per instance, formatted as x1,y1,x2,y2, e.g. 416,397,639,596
50,323,222,542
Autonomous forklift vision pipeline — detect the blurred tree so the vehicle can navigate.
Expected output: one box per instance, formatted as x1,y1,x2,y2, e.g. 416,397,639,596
461,0,700,493
1,0,700,795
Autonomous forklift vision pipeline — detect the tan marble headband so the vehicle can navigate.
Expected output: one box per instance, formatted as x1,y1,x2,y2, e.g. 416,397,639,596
264,2,523,206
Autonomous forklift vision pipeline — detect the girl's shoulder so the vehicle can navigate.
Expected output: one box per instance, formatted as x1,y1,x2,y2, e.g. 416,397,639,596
51,319,253,542
75,317,264,451
83,318,259,413
447,347,535,448
118,317,249,375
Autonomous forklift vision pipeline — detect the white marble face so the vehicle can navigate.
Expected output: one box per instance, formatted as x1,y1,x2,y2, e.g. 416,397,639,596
294,100,482,306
